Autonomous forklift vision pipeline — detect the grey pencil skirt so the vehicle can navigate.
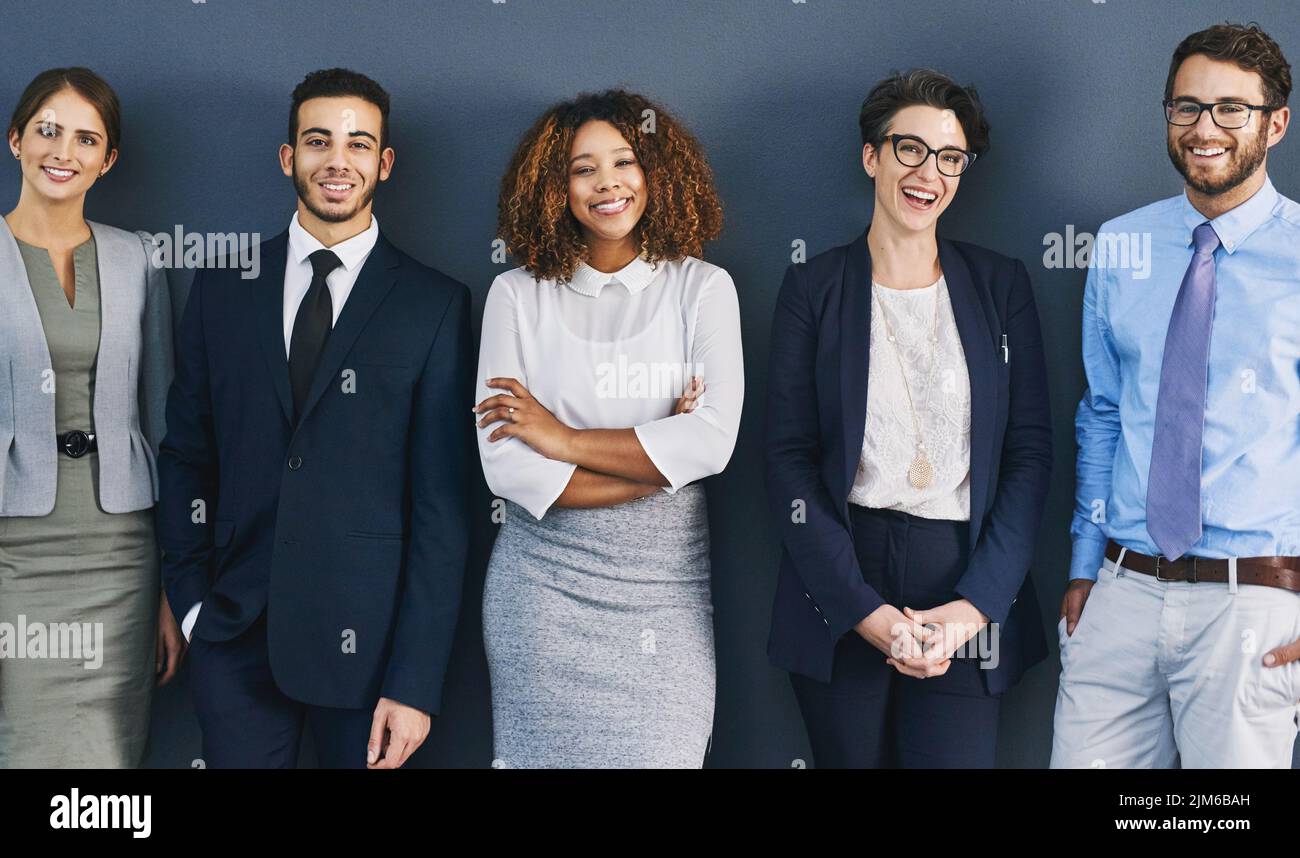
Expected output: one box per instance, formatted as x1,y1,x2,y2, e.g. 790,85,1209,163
0,451,159,768
483,482,716,768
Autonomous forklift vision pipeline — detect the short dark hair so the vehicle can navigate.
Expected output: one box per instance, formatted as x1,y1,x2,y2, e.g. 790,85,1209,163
288,68,391,151
1165,22,1292,108
858,68,990,156
9,67,121,155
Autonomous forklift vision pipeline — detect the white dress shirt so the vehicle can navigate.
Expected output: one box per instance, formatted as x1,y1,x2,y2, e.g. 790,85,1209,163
180,212,381,642
476,253,744,520
281,210,380,356
850,276,972,520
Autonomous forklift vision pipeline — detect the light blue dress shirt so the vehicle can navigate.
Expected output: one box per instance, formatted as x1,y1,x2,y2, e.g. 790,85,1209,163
1071,175,1300,581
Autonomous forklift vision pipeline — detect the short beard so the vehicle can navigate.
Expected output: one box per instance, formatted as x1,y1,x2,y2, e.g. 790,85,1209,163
1167,127,1268,196
293,169,376,223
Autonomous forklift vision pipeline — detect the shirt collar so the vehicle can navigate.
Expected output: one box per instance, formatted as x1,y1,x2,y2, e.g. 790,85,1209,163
288,210,380,271
566,253,660,297
1180,174,1279,255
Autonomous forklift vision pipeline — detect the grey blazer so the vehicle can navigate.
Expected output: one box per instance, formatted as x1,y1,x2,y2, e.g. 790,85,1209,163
0,216,173,516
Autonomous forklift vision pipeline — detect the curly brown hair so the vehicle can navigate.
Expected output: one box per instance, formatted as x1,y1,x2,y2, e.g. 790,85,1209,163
1166,22,1292,108
497,89,724,282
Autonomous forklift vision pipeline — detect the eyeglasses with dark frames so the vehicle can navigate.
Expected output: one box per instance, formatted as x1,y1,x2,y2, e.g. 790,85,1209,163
1163,98,1281,129
877,133,976,177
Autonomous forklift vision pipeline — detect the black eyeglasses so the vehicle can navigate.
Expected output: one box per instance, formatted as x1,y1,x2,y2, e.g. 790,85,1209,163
877,133,976,177
1163,98,1280,129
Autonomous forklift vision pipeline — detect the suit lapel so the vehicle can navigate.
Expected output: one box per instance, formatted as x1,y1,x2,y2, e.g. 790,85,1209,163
839,228,872,503
293,231,401,428
253,231,295,426
837,229,996,544
0,216,52,370
937,237,994,546
87,223,133,431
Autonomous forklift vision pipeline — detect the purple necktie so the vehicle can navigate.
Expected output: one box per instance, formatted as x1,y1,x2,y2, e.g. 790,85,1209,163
1146,222,1220,560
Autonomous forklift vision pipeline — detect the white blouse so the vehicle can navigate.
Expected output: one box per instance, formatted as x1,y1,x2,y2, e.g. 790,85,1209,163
476,254,744,520
850,275,972,520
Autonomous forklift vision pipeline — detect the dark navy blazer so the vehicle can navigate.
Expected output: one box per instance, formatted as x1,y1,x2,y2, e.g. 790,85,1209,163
158,229,473,715
765,227,1051,694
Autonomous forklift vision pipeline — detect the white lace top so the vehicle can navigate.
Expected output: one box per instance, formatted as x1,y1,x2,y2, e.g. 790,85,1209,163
849,275,972,520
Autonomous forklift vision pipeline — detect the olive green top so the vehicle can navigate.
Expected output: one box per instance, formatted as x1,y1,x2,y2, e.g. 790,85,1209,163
15,235,101,433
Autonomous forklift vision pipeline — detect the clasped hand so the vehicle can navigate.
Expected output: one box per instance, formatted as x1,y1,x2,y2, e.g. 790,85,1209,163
855,598,988,678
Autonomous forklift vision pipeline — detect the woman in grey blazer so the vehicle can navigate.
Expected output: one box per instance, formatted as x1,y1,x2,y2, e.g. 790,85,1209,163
0,68,184,768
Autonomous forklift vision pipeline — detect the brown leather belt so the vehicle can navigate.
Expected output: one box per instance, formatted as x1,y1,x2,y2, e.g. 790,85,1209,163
1105,541,1300,593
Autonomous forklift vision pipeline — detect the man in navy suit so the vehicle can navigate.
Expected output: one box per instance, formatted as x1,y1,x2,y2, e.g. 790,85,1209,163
159,68,472,768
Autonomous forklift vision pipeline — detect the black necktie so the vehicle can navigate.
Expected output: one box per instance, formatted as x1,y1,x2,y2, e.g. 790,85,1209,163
289,249,343,422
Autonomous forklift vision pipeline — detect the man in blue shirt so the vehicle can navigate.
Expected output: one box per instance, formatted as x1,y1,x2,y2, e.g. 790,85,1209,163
1053,23,1300,768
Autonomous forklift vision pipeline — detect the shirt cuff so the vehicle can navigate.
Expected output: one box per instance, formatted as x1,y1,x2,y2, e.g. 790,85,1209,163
632,421,680,494
181,601,202,643
522,460,578,520
1069,534,1107,582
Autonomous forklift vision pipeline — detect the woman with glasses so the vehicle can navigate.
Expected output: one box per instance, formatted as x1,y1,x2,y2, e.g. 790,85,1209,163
764,69,1053,767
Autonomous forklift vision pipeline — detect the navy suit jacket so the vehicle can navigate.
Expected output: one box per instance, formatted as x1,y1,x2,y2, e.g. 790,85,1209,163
158,228,473,715
765,227,1051,694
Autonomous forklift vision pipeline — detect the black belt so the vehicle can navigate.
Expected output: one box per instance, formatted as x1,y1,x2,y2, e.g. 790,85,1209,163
56,430,97,458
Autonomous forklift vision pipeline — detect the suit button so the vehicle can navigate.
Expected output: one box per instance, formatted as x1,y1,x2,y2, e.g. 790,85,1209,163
288,455,302,470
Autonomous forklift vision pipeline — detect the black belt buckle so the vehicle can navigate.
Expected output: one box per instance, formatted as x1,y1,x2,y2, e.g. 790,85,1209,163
60,430,92,458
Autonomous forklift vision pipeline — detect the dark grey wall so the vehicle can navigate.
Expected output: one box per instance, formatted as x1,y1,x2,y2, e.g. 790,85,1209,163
3,0,1296,768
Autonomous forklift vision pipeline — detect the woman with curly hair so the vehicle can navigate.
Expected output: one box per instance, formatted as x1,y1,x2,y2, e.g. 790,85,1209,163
473,89,742,767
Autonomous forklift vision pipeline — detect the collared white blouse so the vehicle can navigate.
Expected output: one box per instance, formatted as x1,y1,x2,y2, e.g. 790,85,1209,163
476,254,744,519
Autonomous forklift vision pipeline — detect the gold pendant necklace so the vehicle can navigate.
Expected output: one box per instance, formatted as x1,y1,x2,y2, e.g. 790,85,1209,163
908,446,933,489
873,280,942,491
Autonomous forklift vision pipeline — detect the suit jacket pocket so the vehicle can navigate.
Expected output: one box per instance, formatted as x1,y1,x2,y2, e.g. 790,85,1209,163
346,530,405,541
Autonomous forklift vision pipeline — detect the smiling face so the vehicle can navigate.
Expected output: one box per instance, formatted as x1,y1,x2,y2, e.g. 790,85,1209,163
280,95,393,227
7,87,116,204
567,119,648,251
1165,54,1282,196
862,104,966,235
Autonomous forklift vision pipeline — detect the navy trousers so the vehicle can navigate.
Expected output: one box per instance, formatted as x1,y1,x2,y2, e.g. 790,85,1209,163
188,611,375,768
790,506,1002,768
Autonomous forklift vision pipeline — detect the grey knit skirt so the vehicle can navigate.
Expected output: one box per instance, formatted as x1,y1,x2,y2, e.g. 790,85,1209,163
483,483,716,768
